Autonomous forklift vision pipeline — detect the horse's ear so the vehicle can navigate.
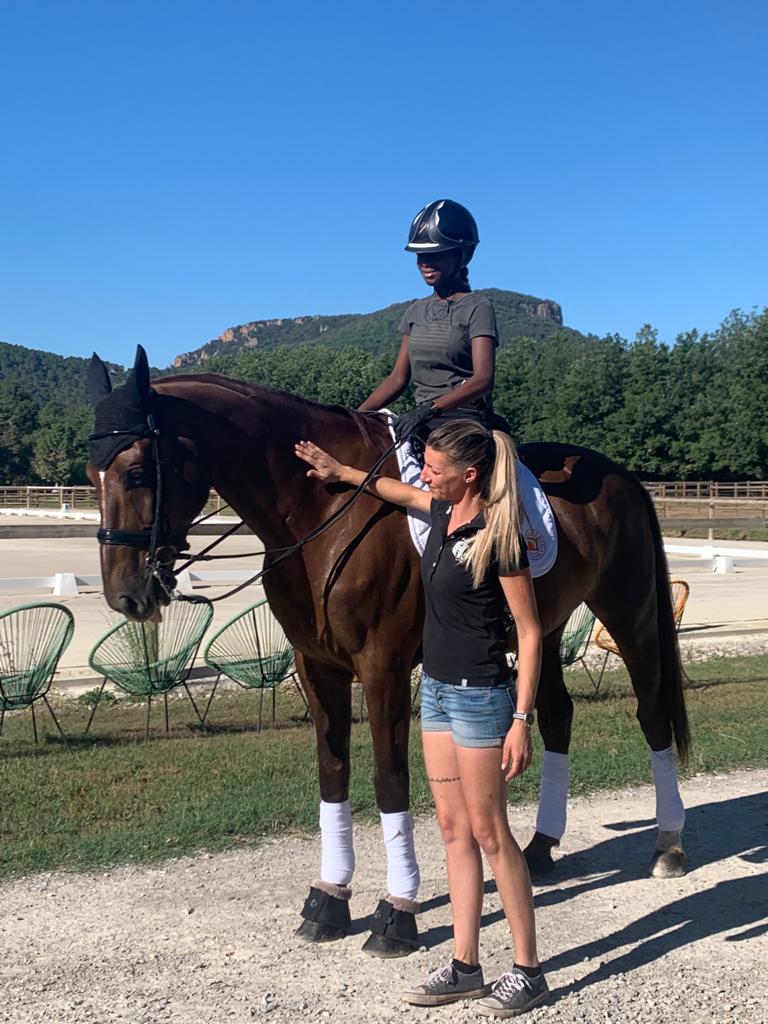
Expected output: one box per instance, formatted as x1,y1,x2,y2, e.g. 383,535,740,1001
125,345,151,404
133,345,151,398
87,353,112,405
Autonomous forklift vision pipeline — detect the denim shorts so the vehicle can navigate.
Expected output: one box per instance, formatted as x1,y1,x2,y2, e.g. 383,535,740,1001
419,671,517,748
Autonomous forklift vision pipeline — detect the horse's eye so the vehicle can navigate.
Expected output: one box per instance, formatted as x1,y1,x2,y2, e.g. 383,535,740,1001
125,467,150,489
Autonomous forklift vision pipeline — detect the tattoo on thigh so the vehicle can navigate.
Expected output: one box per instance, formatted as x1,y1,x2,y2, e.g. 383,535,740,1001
428,775,460,784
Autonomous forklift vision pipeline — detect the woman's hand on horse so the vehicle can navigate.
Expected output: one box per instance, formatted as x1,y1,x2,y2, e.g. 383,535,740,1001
501,723,533,781
295,441,348,484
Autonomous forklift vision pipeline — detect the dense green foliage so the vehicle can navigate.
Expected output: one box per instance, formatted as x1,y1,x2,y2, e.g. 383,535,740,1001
1,307,766,484
0,345,126,484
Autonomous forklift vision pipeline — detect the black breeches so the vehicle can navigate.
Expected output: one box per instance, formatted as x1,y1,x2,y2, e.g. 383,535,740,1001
410,409,511,464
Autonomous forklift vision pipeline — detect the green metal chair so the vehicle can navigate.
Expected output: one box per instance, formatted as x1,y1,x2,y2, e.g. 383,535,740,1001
559,602,599,689
0,602,74,743
86,596,213,740
592,579,690,695
203,598,306,731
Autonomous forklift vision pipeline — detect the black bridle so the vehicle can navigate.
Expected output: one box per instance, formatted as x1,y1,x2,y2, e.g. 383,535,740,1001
89,411,187,598
90,408,406,603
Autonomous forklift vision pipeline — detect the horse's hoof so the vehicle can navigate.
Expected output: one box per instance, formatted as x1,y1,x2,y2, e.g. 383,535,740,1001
297,883,351,942
524,832,558,879
650,847,688,878
295,918,348,943
361,932,415,958
363,897,419,958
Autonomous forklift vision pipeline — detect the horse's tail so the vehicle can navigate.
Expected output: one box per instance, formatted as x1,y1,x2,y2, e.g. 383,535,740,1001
636,480,691,763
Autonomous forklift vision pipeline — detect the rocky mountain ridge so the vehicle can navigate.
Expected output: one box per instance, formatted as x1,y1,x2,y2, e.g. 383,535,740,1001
172,289,568,368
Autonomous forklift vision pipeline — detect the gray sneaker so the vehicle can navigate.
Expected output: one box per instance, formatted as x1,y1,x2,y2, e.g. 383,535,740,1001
403,962,486,1005
477,968,549,1017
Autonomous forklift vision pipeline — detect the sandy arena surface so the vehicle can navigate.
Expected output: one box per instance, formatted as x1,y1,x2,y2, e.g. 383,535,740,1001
0,770,766,1024
0,524,767,686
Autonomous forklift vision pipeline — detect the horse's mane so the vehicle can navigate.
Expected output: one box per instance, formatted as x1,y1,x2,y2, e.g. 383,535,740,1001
152,372,387,448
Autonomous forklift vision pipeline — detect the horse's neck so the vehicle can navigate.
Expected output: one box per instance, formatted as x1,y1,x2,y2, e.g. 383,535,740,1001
157,379,383,547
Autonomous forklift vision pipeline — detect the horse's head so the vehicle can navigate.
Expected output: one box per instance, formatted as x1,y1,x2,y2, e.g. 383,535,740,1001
86,346,211,621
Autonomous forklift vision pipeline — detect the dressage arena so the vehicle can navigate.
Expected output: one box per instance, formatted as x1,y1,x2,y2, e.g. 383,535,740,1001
1,518,767,1023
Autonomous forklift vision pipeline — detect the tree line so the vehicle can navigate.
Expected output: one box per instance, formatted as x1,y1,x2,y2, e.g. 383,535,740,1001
0,308,765,484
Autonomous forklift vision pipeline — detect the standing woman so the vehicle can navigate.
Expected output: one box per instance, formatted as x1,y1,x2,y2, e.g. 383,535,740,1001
295,420,548,1017
358,200,504,451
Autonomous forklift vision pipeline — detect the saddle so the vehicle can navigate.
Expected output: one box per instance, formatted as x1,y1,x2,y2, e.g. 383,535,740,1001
385,415,558,579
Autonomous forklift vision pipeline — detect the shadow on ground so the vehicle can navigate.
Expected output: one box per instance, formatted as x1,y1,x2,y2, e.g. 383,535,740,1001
390,791,768,990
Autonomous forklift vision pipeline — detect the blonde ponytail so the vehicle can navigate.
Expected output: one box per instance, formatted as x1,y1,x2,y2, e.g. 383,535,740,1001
464,431,521,586
425,421,523,588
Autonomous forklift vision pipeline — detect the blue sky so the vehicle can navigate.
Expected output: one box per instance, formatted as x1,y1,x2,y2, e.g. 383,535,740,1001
1,0,765,368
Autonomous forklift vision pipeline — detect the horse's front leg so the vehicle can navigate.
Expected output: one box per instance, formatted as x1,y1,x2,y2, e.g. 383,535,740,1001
525,629,573,878
294,653,357,944
357,659,421,958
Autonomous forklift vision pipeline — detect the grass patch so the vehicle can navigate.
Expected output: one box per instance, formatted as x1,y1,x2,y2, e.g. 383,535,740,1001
1,654,767,880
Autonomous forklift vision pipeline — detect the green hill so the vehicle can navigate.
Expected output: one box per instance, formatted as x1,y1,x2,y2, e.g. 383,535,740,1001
2,303,765,484
172,289,583,367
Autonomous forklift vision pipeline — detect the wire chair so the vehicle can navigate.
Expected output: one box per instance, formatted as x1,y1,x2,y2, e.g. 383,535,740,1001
203,598,306,731
86,596,213,740
592,579,690,694
559,602,598,687
0,602,74,744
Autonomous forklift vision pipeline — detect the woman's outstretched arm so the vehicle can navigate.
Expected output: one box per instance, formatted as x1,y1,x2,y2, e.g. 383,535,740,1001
295,440,432,514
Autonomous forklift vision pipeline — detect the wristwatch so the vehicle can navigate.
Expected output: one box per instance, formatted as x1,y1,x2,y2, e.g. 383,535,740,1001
512,710,535,727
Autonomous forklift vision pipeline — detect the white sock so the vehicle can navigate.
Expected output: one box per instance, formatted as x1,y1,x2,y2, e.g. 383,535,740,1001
319,799,355,885
381,811,420,899
651,746,685,832
535,750,569,840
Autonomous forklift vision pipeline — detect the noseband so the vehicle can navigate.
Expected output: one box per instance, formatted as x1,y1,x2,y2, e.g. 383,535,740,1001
89,411,188,597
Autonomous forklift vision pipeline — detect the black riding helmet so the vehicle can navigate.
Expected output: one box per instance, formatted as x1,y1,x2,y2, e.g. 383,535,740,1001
405,199,479,266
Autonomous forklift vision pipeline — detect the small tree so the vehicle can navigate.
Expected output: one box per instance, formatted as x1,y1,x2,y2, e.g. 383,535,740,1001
31,423,77,485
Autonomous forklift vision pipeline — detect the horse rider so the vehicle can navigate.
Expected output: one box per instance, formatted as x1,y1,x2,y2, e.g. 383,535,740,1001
357,199,505,458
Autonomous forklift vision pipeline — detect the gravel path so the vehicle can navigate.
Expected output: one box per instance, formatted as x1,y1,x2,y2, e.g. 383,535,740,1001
1,770,766,1024
574,631,768,672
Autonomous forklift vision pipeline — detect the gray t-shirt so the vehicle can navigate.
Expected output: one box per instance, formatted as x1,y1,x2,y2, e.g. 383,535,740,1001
398,293,498,415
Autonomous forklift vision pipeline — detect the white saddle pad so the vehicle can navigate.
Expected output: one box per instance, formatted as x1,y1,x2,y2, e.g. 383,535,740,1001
384,413,558,579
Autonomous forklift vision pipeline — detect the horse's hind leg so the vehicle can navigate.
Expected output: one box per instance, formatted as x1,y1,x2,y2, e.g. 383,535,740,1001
587,599,688,878
525,627,573,877
294,653,357,943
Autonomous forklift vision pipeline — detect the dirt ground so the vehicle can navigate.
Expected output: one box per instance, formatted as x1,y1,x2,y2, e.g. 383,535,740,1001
1,769,766,1024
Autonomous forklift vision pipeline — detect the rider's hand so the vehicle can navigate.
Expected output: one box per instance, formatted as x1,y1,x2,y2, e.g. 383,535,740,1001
500,721,533,781
393,402,434,444
295,440,347,484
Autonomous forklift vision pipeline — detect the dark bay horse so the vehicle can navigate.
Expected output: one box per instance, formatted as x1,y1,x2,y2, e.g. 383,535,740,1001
86,348,690,956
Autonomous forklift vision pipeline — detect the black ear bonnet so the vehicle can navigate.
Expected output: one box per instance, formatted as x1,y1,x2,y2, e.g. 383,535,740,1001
88,346,155,470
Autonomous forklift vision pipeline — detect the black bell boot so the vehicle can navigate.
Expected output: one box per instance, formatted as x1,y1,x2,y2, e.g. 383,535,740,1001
295,880,352,942
362,892,420,958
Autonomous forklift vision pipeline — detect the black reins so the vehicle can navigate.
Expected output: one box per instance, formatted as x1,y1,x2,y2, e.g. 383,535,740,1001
90,409,405,603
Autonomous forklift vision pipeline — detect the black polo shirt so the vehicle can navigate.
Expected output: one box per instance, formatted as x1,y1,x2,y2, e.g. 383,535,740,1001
421,499,529,686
